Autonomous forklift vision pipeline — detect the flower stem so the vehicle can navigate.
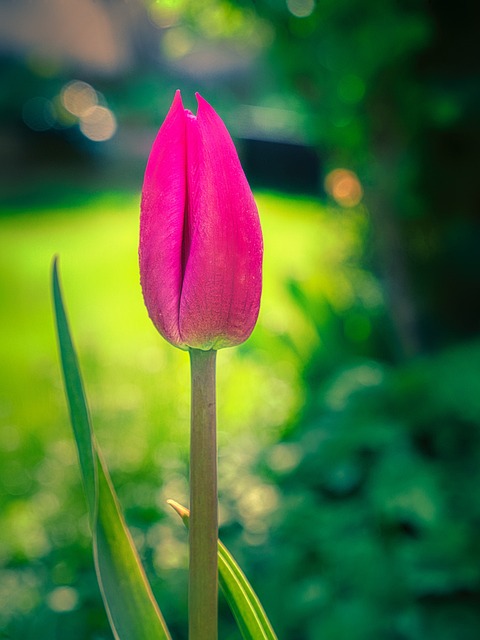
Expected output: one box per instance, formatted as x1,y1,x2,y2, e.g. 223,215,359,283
189,348,218,640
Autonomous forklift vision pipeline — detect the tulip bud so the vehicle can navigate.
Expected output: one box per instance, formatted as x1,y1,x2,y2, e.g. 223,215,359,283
140,91,263,350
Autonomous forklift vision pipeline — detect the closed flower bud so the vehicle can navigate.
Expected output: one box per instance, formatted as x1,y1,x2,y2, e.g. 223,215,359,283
140,91,263,350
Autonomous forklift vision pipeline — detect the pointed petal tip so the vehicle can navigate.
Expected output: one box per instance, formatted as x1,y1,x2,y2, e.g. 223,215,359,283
195,93,223,125
195,92,210,111
172,89,184,108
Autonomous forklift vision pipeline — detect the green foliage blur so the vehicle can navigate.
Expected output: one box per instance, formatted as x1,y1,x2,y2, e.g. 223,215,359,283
1,0,480,638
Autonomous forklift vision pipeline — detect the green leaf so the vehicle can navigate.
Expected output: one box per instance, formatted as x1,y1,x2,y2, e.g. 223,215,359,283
52,257,172,640
168,500,278,640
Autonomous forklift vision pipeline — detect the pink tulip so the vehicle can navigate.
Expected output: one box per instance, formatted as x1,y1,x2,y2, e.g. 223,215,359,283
140,91,263,350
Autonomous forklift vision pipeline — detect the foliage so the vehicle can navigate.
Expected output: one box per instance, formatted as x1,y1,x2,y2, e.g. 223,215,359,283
168,500,278,640
221,317,480,639
251,0,480,349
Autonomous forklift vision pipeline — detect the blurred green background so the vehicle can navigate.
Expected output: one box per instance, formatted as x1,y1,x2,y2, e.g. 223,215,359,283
1,0,480,638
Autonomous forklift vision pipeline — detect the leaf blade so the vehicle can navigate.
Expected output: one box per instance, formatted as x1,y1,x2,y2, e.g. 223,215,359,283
218,542,276,640
52,258,172,640
168,500,278,640
52,256,96,519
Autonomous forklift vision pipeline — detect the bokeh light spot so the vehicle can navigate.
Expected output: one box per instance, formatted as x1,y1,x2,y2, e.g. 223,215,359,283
325,168,363,207
267,443,301,473
325,364,384,411
148,0,184,28
51,95,77,127
287,0,315,18
162,27,194,59
26,53,63,78
79,106,117,142
46,586,79,612
22,97,55,132
148,5,179,28
61,80,98,117
338,74,366,104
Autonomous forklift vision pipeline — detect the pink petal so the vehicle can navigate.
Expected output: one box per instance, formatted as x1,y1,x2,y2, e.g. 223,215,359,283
179,94,263,349
139,90,187,347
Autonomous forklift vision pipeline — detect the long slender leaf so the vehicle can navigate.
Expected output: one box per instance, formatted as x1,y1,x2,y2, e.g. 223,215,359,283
52,257,172,640
168,500,278,640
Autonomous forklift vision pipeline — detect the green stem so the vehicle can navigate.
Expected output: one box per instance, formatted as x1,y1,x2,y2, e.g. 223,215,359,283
189,348,218,640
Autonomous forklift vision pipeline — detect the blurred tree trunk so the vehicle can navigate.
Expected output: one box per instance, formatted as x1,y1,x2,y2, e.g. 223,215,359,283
365,178,421,360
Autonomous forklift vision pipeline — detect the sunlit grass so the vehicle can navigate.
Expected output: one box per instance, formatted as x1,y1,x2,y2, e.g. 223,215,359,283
0,190,371,448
